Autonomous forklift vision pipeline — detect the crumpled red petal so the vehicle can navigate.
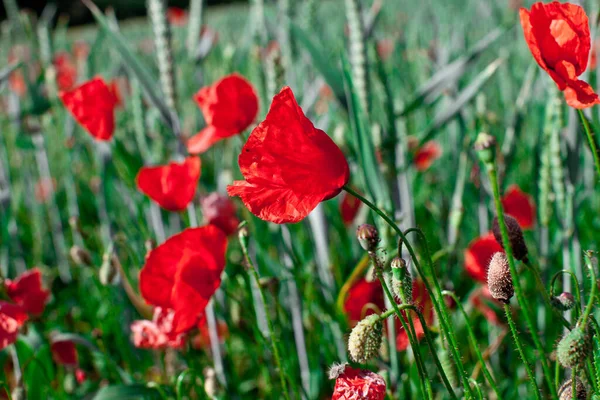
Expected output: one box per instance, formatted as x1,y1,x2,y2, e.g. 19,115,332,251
332,367,386,400
413,140,442,171
0,302,28,350
501,184,536,230
343,277,385,325
5,268,49,315
51,339,78,366
464,233,503,284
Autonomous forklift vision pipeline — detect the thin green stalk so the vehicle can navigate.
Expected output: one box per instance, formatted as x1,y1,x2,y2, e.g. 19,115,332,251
571,367,577,400
442,290,501,398
524,259,570,328
581,251,598,329
504,304,541,399
238,227,290,400
577,109,600,180
485,162,557,399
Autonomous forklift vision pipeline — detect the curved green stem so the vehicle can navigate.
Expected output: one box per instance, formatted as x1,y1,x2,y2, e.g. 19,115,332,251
577,109,600,180
581,251,598,329
524,258,570,328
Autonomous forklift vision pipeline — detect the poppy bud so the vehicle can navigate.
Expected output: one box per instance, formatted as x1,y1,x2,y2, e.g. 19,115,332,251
487,252,514,304
492,215,529,262
551,292,576,311
69,246,92,267
99,251,120,286
474,132,496,164
348,314,383,363
557,326,592,368
558,376,587,400
356,224,379,252
391,257,412,304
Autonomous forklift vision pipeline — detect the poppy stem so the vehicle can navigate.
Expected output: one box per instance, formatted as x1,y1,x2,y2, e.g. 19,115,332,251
577,109,600,181
238,226,291,400
580,251,597,330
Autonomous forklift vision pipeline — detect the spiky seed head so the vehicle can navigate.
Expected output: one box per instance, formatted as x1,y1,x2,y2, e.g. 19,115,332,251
558,376,587,400
551,292,576,311
557,326,592,368
356,224,379,252
348,314,383,363
492,215,529,262
474,132,496,164
391,257,412,303
487,252,514,304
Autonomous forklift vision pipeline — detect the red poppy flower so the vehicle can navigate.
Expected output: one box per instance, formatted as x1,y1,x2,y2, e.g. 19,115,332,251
520,2,600,108
5,268,50,315
464,233,503,284
227,87,350,224
413,140,442,171
131,307,184,349
59,77,117,141
139,226,227,334
469,287,503,326
0,303,28,350
200,193,239,236
396,280,434,351
136,157,201,212
340,191,362,226
75,368,87,384
50,339,78,367
343,278,385,324
331,366,386,400
54,52,77,91
167,7,188,26
187,74,259,154
501,184,536,229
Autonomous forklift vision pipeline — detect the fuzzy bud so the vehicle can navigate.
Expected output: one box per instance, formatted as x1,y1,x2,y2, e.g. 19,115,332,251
474,132,496,164
391,257,412,304
557,326,592,368
551,292,576,311
348,314,383,363
99,251,120,286
492,215,529,262
356,224,379,252
69,246,92,267
487,252,514,304
558,376,587,400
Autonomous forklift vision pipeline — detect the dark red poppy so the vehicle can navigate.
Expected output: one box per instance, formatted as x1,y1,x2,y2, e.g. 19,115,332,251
227,87,350,224
343,277,385,325
0,302,28,350
50,339,78,367
413,140,442,171
54,52,77,91
200,193,239,236
187,74,259,154
131,307,184,349
520,2,600,108
167,7,188,26
501,184,536,230
464,233,503,284
469,287,503,326
340,191,362,226
5,268,49,315
59,77,117,141
136,157,201,212
331,365,386,400
396,280,434,351
139,226,227,334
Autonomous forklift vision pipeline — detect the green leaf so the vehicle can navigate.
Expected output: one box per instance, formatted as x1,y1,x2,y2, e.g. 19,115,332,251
14,339,55,400
92,384,168,400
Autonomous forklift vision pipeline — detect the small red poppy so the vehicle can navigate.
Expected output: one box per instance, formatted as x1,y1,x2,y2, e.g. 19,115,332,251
464,233,503,284
5,268,50,315
227,87,350,224
50,339,78,367
139,226,227,334
167,7,188,26
340,191,362,226
396,279,434,351
0,302,28,350
331,366,386,400
75,368,87,384
413,140,442,171
520,2,600,108
343,277,385,325
131,307,184,349
501,184,536,229
200,193,239,236
54,52,77,91
59,77,117,141
136,157,201,212
187,74,259,154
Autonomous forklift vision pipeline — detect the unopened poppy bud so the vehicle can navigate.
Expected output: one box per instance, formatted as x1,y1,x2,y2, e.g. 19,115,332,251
487,252,514,304
99,251,120,286
474,132,496,164
391,257,412,304
348,314,383,363
69,246,92,267
558,376,587,400
557,326,592,368
551,292,576,311
356,224,379,252
492,215,529,262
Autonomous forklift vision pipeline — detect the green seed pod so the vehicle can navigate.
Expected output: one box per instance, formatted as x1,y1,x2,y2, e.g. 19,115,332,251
348,314,383,363
487,252,514,304
551,292,576,311
492,215,529,262
474,132,496,165
558,376,586,400
557,327,592,368
391,257,412,304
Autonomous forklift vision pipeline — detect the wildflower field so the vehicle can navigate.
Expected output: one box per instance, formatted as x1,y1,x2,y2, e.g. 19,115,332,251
3,0,600,398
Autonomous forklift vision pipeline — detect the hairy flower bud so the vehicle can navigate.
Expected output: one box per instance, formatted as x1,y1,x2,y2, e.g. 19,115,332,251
551,292,576,311
558,376,587,400
69,246,92,267
557,326,592,368
356,224,379,252
492,215,529,262
474,132,496,164
391,257,412,304
348,314,383,363
487,252,514,304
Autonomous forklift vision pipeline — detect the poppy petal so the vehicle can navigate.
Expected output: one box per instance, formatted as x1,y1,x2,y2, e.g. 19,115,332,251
501,185,536,229
5,268,49,315
564,79,600,109
0,302,28,350
464,233,503,283
187,125,233,154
